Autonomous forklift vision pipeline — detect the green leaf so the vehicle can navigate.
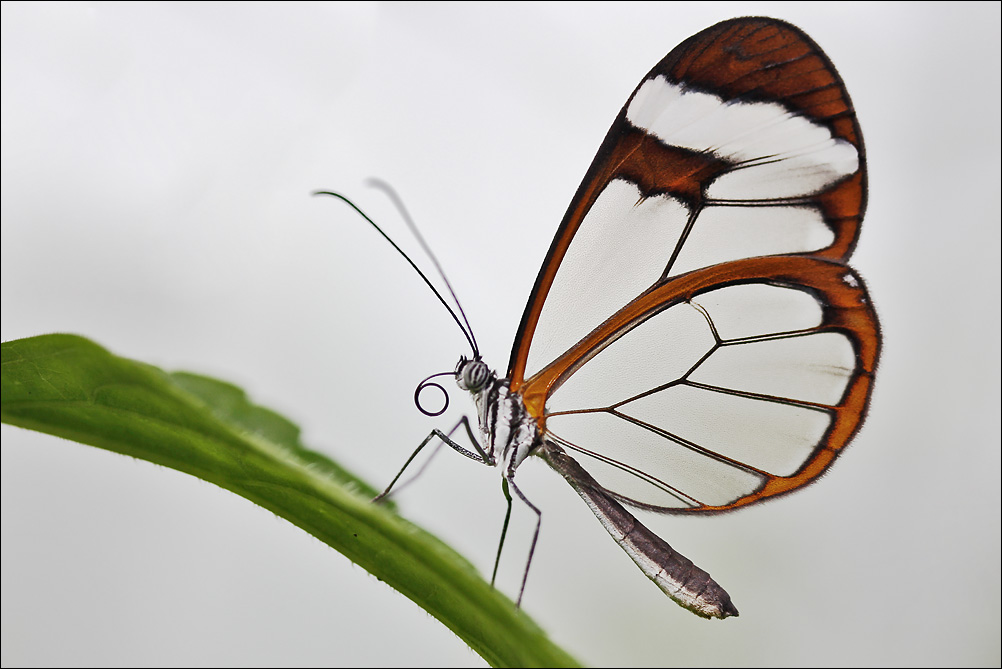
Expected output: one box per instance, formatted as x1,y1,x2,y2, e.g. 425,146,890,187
0,334,580,668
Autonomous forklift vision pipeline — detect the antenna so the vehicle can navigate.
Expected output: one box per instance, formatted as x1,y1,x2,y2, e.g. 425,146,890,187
366,178,480,357
315,189,480,358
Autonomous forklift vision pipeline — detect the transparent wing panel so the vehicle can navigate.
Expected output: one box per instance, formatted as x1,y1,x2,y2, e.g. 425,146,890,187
542,280,854,510
691,283,824,340
690,333,856,406
670,204,835,278
525,181,690,379
546,301,711,413
619,385,832,477
546,411,766,509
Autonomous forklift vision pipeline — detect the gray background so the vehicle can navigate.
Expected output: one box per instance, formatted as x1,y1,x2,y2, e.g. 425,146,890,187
3,2,1000,666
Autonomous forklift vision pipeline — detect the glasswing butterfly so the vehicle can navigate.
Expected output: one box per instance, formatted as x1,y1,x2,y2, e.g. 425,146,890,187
325,15,880,619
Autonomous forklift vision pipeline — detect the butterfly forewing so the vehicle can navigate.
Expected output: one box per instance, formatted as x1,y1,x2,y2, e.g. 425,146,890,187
509,18,879,514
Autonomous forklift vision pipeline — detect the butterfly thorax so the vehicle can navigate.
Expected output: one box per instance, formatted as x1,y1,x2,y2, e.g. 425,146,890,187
456,357,540,472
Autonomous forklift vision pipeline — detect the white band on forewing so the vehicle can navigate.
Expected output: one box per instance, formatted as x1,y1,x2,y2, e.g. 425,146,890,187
626,76,859,199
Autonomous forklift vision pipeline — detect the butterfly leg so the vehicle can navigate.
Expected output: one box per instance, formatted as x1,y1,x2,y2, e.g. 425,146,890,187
490,478,514,588
502,465,542,608
373,416,493,503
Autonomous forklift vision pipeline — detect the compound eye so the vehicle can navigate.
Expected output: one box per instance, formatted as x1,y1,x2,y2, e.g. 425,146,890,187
462,360,490,392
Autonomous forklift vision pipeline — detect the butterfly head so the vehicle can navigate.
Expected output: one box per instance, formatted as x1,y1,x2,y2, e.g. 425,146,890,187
455,356,491,393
